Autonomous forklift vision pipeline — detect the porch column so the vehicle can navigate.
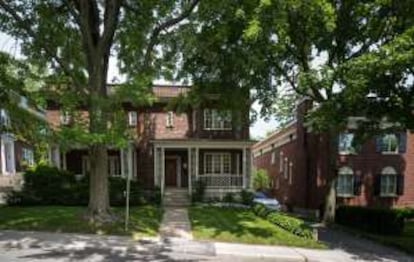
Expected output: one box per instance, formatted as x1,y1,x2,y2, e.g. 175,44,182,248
195,147,199,180
160,147,165,195
127,143,133,180
1,134,16,175
62,152,67,170
153,146,160,188
242,147,247,188
188,147,192,195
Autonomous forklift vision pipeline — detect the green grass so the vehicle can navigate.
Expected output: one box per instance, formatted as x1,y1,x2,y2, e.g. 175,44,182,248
356,221,414,254
0,206,162,238
189,206,325,248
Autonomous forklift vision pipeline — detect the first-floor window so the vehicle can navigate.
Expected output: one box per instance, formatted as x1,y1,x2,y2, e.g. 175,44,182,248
337,166,354,196
108,156,121,176
204,153,231,174
22,148,34,166
82,156,90,175
381,166,397,196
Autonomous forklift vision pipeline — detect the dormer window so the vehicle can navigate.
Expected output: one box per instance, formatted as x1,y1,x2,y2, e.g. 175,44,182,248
166,111,174,128
204,109,232,130
128,111,137,126
60,111,71,125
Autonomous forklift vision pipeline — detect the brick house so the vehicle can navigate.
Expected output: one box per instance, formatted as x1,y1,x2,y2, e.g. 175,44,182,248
46,85,254,198
0,94,46,202
252,99,414,216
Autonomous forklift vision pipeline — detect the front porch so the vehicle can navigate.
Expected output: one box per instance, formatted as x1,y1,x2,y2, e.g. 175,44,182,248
153,140,254,198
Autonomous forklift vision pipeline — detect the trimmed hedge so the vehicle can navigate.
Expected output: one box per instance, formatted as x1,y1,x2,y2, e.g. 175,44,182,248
336,206,405,235
253,203,313,239
396,208,414,220
7,165,160,206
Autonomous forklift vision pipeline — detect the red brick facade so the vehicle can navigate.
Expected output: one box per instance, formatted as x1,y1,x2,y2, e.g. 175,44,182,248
46,85,252,191
253,100,414,213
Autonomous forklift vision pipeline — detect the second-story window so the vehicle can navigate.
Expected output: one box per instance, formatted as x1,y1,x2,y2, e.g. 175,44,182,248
204,109,232,130
128,111,137,126
0,109,10,127
381,134,398,154
22,147,35,167
338,133,355,154
60,111,71,125
166,111,174,128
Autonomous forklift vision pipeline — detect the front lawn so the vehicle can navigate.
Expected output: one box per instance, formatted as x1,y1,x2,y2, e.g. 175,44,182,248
189,206,325,248
0,206,162,238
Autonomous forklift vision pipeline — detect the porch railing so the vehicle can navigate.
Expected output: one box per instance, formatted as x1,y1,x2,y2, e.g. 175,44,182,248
197,174,243,188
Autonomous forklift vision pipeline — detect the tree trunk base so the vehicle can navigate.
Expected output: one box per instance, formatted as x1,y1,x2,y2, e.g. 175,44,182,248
84,208,119,224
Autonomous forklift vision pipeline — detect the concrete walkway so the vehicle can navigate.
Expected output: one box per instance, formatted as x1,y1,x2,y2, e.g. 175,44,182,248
159,207,193,240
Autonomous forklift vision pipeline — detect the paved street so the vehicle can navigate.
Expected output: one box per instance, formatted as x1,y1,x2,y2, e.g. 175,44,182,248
0,230,413,262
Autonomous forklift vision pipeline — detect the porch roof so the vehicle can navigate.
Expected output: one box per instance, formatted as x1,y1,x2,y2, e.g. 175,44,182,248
151,139,255,149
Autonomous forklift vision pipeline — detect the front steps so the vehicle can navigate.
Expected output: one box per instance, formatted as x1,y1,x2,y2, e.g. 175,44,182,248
163,187,190,207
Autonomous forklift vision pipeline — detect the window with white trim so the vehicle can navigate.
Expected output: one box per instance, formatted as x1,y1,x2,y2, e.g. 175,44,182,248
203,109,232,130
108,156,121,176
22,147,34,166
271,151,276,164
381,166,397,196
381,134,398,154
166,111,174,127
60,111,71,125
279,152,284,172
338,133,355,154
128,111,137,126
337,166,354,196
204,153,231,174
0,109,10,127
284,158,288,179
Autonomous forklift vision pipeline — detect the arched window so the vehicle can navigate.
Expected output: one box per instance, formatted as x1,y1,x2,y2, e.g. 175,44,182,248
337,166,354,196
381,166,397,196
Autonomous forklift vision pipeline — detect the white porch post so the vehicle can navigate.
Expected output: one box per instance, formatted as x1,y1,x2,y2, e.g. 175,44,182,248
161,147,165,195
188,147,192,195
195,147,199,180
1,134,15,175
242,147,247,189
127,144,133,180
153,146,158,187
62,152,67,170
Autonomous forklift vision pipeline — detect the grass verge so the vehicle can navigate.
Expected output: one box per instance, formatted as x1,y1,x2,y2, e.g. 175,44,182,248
189,206,325,248
0,206,162,238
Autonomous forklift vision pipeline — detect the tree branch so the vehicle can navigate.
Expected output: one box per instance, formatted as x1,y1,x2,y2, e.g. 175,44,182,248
0,1,78,86
141,0,200,69
99,0,122,56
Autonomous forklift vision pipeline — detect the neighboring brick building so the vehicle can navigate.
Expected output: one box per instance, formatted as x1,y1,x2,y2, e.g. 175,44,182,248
0,94,46,202
46,85,254,198
252,99,414,216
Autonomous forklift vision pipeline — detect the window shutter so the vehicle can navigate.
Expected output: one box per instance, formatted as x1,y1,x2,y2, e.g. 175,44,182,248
398,132,407,153
353,175,362,196
373,175,381,196
397,175,404,195
375,137,383,153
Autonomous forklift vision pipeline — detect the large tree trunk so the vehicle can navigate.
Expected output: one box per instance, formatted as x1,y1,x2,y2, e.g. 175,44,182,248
322,128,338,224
88,144,111,221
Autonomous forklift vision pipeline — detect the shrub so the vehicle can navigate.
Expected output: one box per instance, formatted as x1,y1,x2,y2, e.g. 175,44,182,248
266,212,313,239
223,192,235,203
336,206,405,235
240,190,254,206
253,203,272,218
396,208,414,220
6,164,158,206
252,203,313,239
192,179,206,203
253,169,271,191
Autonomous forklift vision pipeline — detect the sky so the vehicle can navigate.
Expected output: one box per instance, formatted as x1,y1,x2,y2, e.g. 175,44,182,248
0,32,279,139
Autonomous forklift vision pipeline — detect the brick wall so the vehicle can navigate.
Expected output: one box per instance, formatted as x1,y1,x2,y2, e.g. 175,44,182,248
253,100,414,210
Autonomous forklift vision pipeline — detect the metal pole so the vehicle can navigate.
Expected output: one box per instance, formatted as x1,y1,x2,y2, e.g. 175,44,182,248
125,144,132,232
